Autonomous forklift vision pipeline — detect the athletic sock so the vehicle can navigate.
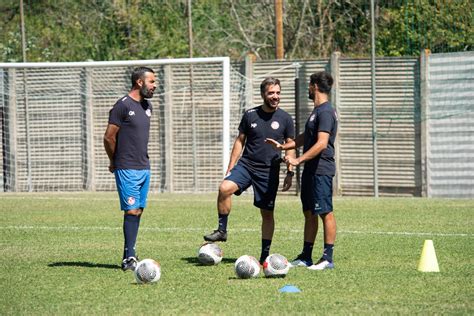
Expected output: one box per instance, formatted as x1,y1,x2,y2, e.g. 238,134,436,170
217,213,228,232
322,243,334,262
259,239,272,264
123,214,141,259
301,241,314,260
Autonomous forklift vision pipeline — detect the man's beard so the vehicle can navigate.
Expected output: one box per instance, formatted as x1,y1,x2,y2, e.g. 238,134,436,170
308,91,315,100
265,100,279,109
140,86,154,99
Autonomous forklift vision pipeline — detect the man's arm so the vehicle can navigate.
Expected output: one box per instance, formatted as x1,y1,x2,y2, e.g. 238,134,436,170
104,123,120,173
225,132,246,175
285,131,329,166
265,132,304,150
282,137,296,191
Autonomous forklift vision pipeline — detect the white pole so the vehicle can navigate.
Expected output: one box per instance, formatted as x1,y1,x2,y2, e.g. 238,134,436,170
222,58,231,175
20,0,32,191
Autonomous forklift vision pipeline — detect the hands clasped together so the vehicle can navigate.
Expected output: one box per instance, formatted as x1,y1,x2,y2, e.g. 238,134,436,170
264,138,300,167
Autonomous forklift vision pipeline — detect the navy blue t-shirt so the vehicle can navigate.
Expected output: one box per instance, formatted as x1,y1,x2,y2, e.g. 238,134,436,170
303,102,338,175
108,95,152,170
239,106,295,168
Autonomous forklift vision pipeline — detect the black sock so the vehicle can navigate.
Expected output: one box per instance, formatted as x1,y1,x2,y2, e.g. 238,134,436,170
322,243,334,262
259,239,272,264
301,241,314,260
218,213,228,232
123,214,141,259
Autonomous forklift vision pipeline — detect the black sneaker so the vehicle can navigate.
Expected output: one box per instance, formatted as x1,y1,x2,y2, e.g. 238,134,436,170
289,254,313,268
203,229,227,242
121,256,138,271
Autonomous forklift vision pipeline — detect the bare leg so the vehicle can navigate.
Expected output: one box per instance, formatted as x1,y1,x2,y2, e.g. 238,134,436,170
260,209,274,263
320,212,336,244
303,210,318,243
204,180,239,242
307,212,336,268
217,180,239,215
260,209,274,240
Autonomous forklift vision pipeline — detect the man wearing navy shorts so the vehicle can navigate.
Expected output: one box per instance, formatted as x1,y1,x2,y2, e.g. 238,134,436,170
104,67,157,271
266,71,338,270
204,77,295,265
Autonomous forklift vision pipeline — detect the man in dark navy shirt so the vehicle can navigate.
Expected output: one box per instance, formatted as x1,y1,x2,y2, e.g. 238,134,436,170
204,77,295,264
266,71,338,270
104,67,156,271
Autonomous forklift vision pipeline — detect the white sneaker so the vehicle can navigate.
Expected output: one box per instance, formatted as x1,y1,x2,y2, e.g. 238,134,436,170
289,257,312,268
307,259,334,270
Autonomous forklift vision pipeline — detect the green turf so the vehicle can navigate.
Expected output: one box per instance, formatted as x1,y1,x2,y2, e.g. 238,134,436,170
1,193,473,315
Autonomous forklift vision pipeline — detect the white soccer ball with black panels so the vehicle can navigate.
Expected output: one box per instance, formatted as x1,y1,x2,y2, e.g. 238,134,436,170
197,242,223,265
234,255,260,279
263,253,290,278
134,259,161,284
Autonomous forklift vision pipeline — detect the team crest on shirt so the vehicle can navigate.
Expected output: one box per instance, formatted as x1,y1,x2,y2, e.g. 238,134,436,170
310,114,316,122
129,111,135,116
146,109,152,117
127,197,136,206
271,121,280,130
251,123,257,128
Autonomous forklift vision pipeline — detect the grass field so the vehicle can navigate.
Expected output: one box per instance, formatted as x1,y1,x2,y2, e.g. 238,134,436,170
1,193,473,315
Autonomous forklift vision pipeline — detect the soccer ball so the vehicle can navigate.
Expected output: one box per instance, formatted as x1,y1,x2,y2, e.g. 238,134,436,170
134,259,161,284
234,255,260,279
263,253,290,278
197,242,223,265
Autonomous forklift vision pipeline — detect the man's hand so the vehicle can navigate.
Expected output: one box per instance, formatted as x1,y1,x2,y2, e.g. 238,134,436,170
108,162,115,173
284,155,301,166
265,138,283,150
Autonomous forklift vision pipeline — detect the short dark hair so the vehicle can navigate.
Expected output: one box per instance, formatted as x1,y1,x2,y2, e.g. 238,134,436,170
131,67,154,88
310,71,333,94
260,77,281,96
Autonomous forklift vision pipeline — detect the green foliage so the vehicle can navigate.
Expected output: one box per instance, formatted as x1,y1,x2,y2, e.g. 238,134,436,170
0,0,472,62
1,193,473,314
0,0,190,62
377,0,473,56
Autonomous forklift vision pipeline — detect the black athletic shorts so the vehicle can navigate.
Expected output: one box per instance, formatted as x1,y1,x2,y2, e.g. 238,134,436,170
225,161,279,211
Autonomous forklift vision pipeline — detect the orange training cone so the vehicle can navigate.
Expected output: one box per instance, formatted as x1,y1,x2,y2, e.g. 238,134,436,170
417,240,440,272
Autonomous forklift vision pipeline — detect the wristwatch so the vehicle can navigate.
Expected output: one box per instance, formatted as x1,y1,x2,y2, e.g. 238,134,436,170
286,171,295,177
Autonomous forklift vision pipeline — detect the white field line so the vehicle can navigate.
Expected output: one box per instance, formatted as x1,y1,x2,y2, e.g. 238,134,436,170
0,225,471,237
0,196,259,203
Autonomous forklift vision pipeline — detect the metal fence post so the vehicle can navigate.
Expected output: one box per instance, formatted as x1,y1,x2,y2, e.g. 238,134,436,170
331,52,341,196
163,65,174,192
419,49,431,197
3,69,17,191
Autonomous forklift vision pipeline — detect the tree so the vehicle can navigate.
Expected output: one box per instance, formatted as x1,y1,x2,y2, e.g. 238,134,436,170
377,0,473,56
0,0,472,62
